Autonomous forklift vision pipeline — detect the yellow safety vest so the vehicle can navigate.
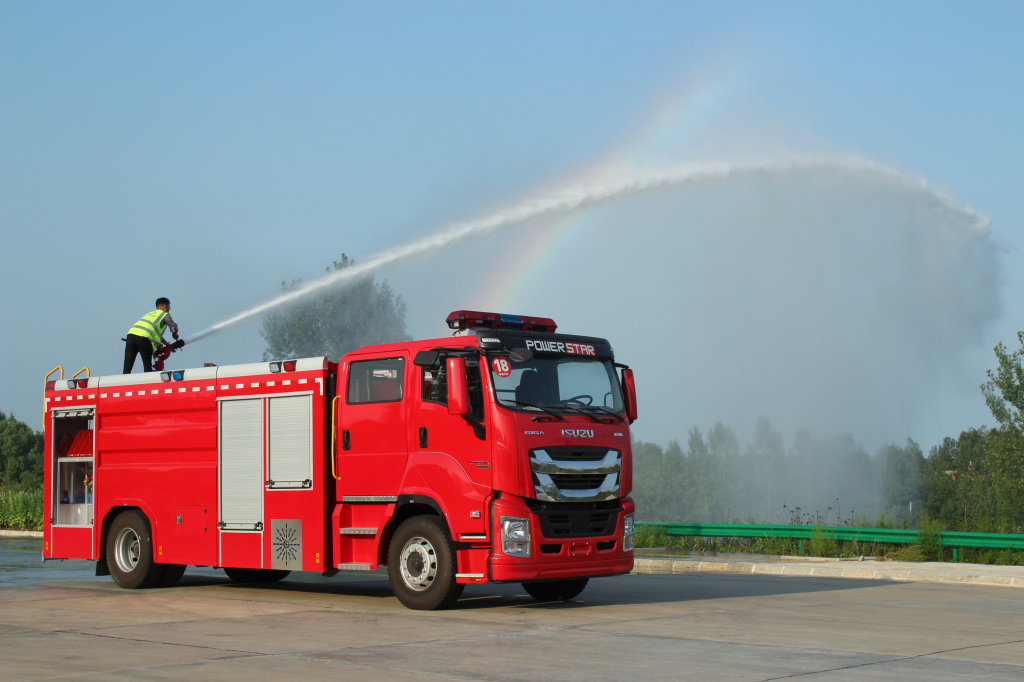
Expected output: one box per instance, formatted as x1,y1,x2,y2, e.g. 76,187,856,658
127,310,168,350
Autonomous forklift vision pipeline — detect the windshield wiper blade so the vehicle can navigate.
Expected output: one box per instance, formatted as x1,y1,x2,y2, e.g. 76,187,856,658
580,405,625,423
556,404,613,424
512,400,565,422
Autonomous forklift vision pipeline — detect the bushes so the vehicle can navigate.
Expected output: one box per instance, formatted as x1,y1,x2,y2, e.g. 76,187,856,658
0,488,43,530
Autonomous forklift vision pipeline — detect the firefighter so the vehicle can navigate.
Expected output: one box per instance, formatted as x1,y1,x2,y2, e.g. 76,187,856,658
123,297,185,373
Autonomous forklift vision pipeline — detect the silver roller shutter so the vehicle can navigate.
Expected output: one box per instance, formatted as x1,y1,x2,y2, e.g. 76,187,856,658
220,399,263,529
268,395,312,489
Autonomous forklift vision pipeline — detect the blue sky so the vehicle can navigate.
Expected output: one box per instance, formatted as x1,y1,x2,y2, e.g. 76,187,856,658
1,1,1021,452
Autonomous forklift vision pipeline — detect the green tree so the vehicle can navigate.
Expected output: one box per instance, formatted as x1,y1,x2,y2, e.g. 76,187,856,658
745,417,786,522
631,437,690,522
0,412,44,491
260,254,411,361
694,423,735,522
923,428,994,531
981,330,1024,532
982,330,1024,432
878,439,924,522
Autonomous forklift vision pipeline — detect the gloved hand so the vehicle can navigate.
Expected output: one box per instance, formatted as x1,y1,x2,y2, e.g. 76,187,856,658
173,339,185,349
173,331,180,340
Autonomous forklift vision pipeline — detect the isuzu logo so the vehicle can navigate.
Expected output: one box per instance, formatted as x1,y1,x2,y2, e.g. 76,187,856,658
562,429,594,438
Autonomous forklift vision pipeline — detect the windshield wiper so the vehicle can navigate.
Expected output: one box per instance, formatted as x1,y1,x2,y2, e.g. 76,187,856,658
512,400,565,422
580,405,625,423
556,403,615,424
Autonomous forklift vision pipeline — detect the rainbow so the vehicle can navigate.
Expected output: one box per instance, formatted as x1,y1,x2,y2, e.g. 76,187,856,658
475,56,747,312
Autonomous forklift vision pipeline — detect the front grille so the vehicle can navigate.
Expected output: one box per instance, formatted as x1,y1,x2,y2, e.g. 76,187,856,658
548,473,609,490
527,501,622,539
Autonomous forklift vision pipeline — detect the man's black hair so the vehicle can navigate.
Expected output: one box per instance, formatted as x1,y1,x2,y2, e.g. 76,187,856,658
156,297,170,308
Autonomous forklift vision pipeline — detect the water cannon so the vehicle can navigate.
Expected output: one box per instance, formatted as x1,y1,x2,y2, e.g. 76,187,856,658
153,339,187,371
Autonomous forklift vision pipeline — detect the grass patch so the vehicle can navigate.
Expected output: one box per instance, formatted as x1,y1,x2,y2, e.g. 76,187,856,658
0,488,43,530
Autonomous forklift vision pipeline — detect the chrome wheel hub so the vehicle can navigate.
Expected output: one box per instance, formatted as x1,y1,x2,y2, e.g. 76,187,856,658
114,527,141,573
399,535,437,591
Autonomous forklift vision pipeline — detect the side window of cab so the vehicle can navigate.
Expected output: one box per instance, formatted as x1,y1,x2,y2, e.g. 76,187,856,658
347,357,404,404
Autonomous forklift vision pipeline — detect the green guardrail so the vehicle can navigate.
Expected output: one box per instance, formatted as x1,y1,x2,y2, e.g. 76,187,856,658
637,522,1024,562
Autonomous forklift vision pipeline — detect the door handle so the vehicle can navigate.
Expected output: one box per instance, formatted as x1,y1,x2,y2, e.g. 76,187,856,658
342,430,351,451
419,427,428,448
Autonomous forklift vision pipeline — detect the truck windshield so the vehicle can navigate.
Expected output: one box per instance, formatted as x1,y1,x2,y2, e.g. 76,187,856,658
489,356,624,416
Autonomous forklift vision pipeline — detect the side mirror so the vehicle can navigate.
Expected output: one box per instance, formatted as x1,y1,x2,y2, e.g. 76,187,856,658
414,349,439,367
621,368,638,422
447,357,470,416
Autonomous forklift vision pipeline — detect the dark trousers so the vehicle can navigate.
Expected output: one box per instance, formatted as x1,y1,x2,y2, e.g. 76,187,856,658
123,335,154,373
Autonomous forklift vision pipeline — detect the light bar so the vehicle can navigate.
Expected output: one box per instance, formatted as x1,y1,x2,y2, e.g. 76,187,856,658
446,310,557,333
269,360,298,373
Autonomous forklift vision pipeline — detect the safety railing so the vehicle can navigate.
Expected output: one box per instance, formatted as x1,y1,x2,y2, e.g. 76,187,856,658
637,522,1024,562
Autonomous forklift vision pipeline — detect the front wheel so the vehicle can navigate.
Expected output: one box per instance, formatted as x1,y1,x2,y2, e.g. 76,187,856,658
106,510,165,589
522,578,589,602
387,516,464,610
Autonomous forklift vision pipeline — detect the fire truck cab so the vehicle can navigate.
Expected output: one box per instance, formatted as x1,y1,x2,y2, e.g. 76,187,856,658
43,311,637,609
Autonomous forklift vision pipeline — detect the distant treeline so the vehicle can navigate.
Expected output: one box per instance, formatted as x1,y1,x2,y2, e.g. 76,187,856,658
634,330,1024,535
632,423,1021,534
633,421,917,526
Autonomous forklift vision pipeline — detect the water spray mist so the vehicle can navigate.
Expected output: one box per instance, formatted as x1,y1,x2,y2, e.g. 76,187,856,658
183,156,992,346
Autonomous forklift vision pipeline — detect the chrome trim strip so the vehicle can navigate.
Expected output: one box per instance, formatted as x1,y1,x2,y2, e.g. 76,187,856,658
530,449,620,475
534,471,620,503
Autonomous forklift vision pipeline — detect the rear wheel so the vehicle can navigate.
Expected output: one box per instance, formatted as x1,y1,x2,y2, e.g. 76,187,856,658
106,511,165,589
223,567,289,583
387,516,464,610
522,578,589,602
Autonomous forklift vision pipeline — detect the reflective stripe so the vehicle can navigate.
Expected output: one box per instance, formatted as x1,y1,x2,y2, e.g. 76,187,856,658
126,310,169,350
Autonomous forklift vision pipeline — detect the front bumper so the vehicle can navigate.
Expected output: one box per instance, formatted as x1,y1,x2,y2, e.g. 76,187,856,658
490,494,634,583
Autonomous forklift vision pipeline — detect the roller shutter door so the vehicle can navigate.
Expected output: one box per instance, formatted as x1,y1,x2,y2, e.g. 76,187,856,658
268,395,312,488
220,399,263,529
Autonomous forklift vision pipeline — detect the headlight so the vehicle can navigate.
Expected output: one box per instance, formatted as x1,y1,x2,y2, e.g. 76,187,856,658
623,513,635,551
500,516,531,557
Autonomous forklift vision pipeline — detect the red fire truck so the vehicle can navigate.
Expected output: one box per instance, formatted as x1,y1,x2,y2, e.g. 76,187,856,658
42,310,637,609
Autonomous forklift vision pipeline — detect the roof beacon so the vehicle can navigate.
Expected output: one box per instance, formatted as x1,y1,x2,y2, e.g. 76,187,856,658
446,310,557,333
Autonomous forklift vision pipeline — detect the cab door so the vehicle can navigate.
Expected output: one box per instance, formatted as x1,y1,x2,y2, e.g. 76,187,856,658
412,353,491,493
337,354,409,496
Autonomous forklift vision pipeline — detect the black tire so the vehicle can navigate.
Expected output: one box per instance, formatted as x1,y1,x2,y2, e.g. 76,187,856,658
157,564,186,587
106,510,165,589
223,567,290,583
387,515,464,610
522,578,589,602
